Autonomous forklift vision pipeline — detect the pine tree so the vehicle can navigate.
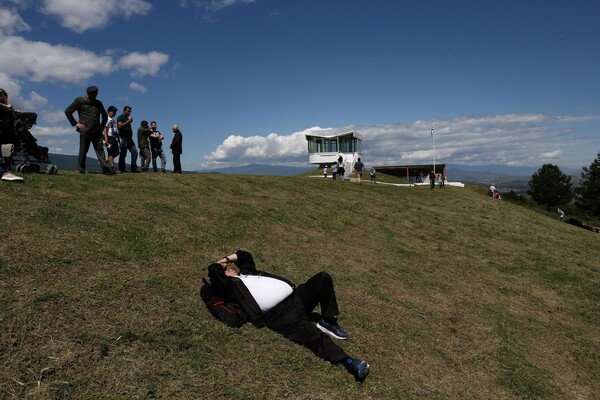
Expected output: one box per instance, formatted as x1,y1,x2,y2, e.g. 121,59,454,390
528,164,573,208
575,152,600,217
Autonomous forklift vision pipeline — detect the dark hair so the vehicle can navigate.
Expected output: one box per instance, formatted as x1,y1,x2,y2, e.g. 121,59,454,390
123,106,132,112
151,121,156,125
141,120,149,127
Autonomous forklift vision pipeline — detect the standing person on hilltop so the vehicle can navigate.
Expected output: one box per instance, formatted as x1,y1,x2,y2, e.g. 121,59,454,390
65,85,112,174
429,170,436,189
137,120,152,172
150,121,167,173
370,167,376,184
170,124,183,173
323,165,328,179
117,106,139,173
354,158,364,184
102,106,120,174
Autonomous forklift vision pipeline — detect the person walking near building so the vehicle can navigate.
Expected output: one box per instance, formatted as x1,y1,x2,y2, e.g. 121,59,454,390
370,167,376,184
331,162,338,181
429,170,436,189
354,158,364,184
323,165,328,179
170,124,183,173
117,106,139,173
150,121,167,173
102,105,120,173
137,120,152,172
64,86,112,174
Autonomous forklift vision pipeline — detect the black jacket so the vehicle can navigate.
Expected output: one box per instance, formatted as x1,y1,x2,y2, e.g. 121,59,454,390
208,250,294,328
171,130,183,154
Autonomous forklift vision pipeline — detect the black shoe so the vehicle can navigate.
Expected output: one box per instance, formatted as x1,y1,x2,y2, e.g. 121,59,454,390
346,358,369,382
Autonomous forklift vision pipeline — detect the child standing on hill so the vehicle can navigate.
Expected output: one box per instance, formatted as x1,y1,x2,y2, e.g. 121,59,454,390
103,105,119,174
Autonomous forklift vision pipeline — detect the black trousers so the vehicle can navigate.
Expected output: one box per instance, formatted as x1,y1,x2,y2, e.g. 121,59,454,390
264,272,348,363
173,153,182,173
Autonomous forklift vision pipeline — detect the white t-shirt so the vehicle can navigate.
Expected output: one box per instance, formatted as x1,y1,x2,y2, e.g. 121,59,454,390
106,116,117,137
236,275,293,312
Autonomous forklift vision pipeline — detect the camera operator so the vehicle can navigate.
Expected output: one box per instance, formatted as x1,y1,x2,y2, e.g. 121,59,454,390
0,88,24,182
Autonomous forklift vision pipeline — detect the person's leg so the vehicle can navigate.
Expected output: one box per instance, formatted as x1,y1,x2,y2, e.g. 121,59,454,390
92,134,109,171
295,271,340,318
151,148,158,172
141,147,150,171
265,296,348,364
77,132,91,172
159,149,167,172
128,141,138,172
173,153,181,173
118,138,128,172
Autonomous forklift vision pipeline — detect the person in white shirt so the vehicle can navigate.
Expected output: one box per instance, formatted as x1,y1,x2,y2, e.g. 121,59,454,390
207,250,370,382
103,106,120,173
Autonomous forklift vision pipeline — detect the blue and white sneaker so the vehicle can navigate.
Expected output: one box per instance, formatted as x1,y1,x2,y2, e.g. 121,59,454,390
347,358,370,382
317,319,349,340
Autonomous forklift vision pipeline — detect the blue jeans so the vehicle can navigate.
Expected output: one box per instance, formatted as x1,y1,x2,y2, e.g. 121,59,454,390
118,137,138,172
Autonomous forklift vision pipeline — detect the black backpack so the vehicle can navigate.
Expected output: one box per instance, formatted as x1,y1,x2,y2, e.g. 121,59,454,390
200,278,248,328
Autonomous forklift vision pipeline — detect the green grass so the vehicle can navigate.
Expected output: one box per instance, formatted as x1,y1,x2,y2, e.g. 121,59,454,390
1,171,599,399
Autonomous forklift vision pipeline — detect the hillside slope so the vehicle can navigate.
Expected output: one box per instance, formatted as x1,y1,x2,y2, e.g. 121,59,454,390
1,173,599,399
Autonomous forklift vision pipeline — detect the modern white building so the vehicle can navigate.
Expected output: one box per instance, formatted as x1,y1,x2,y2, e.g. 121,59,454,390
305,131,363,169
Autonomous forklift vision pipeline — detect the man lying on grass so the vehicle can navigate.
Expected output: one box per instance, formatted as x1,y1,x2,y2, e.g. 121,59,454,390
207,250,370,382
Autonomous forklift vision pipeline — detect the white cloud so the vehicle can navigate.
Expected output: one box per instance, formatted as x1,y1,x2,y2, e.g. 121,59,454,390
41,0,152,33
0,35,115,83
203,114,597,169
540,150,562,159
20,91,48,109
119,52,170,77
0,36,169,84
129,81,148,93
179,0,256,15
204,126,325,168
0,7,30,34
40,109,69,124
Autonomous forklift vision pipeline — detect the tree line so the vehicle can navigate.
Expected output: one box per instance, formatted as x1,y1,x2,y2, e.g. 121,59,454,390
505,151,600,222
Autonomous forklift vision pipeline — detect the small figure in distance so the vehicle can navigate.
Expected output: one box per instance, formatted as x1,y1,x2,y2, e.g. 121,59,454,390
429,170,436,189
323,165,328,179
557,208,565,222
370,167,376,184
117,106,139,173
137,120,152,172
103,105,120,174
354,158,364,184
149,121,167,173
64,85,112,174
170,124,183,173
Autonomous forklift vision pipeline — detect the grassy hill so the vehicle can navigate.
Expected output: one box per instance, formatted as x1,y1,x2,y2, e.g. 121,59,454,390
1,172,599,399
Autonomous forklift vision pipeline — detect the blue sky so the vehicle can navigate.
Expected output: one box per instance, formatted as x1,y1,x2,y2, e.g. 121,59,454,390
1,0,599,171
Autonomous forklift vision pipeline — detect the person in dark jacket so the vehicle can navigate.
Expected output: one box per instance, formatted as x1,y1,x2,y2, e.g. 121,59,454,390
65,86,111,174
170,124,183,173
207,250,370,382
137,120,152,172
